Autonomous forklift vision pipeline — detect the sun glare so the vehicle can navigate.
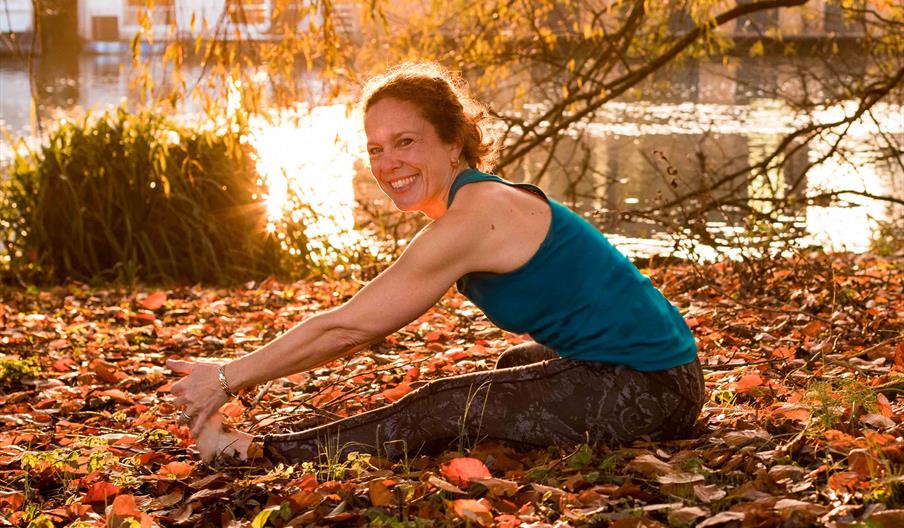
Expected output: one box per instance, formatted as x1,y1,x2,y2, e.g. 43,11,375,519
247,104,367,260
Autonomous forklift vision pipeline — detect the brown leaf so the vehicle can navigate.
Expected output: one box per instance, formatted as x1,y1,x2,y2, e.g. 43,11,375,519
426,475,467,495
864,509,904,528
668,506,708,527
827,471,863,492
693,484,726,503
801,320,824,338
773,498,827,516
722,429,771,448
471,476,519,496
697,511,745,527
625,454,674,478
451,499,493,526
287,490,322,509
368,480,394,507
847,449,881,479
89,359,128,384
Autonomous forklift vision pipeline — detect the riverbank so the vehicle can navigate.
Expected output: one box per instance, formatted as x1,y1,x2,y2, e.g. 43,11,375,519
2,250,902,526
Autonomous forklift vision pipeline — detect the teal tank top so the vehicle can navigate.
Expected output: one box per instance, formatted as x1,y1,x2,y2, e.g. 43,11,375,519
448,169,697,372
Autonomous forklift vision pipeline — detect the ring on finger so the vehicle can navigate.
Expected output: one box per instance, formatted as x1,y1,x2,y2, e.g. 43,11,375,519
177,410,192,424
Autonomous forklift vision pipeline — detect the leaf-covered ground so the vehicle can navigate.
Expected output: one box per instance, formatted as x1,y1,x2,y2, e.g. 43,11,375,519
2,250,902,527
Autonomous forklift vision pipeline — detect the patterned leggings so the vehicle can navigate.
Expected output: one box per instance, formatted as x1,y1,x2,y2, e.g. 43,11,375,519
261,343,706,463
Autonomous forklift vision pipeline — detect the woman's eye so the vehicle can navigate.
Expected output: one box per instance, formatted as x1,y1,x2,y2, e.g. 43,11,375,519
398,138,413,147
368,147,382,156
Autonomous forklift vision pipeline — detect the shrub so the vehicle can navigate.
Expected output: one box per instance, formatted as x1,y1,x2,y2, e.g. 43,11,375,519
1,107,308,284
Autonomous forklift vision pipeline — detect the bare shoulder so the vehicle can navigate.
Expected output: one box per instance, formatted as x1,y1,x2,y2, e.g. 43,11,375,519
443,180,552,274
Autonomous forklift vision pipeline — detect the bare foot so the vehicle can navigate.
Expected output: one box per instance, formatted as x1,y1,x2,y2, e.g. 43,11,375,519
195,414,254,463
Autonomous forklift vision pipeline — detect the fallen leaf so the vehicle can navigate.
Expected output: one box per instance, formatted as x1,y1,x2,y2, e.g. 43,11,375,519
734,373,764,393
697,511,745,527
157,461,193,479
108,494,152,528
471,476,519,496
427,474,467,495
83,481,121,503
773,498,827,516
722,429,771,448
864,509,904,528
668,506,708,526
827,471,863,493
451,499,493,526
441,457,492,486
693,484,726,503
368,480,394,507
381,382,413,402
625,454,674,478
140,291,167,311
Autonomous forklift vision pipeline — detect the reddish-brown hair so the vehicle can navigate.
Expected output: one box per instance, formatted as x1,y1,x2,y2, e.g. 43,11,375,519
361,62,499,171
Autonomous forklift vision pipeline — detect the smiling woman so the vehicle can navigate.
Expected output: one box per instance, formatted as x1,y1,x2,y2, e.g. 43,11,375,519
167,62,704,464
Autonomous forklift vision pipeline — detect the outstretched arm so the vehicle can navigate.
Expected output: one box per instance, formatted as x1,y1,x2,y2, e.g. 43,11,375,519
168,208,490,436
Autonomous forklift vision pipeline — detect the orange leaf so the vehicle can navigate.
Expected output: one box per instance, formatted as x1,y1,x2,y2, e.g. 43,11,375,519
287,490,322,509
771,404,811,423
158,461,193,479
221,401,245,417
441,457,492,486
848,449,880,479
801,320,824,338
734,374,764,393
110,493,141,517
381,382,413,402
97,389,135,404
89,359,128,384
894,341,904,371
877,394,894,418
140,291,167,311
828,471,863,492
368,480,394,507
452,499,493,526
83,481,121,503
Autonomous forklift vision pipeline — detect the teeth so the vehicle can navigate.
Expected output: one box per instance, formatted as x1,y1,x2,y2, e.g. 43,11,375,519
390,175,416,189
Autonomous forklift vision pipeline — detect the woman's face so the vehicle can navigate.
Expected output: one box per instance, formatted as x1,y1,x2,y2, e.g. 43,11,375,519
364,97,462,219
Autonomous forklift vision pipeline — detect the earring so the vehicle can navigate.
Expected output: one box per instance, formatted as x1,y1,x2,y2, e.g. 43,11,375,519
450,158,459,168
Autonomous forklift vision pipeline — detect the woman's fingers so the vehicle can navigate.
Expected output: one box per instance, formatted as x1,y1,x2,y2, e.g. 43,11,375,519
164,359,229,440
166,358,194,374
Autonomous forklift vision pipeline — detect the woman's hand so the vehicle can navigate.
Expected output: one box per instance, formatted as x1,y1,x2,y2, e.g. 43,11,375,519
167,359,229,437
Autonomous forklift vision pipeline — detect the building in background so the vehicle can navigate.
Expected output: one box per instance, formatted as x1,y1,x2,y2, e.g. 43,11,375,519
78,0,360,53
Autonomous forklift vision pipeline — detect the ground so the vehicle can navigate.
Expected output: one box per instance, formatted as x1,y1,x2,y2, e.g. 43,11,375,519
1,250,902,527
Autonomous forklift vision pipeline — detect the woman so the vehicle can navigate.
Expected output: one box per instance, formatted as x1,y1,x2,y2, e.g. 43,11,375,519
168,62,704,464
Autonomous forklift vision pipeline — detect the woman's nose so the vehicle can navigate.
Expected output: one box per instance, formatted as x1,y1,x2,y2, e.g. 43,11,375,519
377,150,402,173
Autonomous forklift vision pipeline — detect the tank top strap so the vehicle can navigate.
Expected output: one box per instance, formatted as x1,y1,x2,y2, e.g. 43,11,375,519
447,168,547,208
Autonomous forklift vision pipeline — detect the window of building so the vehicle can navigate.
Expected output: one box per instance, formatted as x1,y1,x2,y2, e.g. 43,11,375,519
228,0,268,25
124,0,175,26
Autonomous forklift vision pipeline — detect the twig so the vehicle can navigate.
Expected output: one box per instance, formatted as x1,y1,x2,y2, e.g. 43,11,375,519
841,337,898,359
250,380,274,408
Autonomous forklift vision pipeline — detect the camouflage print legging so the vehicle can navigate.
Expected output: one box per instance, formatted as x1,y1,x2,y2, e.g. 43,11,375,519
260,343,706,463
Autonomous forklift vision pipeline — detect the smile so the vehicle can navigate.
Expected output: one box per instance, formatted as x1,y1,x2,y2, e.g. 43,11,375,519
390,175,417,190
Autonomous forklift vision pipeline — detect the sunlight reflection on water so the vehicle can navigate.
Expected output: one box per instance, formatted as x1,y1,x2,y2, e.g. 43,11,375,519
244,98,901,260
247,104,370,262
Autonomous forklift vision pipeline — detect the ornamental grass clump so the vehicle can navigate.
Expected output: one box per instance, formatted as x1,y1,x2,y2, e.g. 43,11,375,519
1,107,307,284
